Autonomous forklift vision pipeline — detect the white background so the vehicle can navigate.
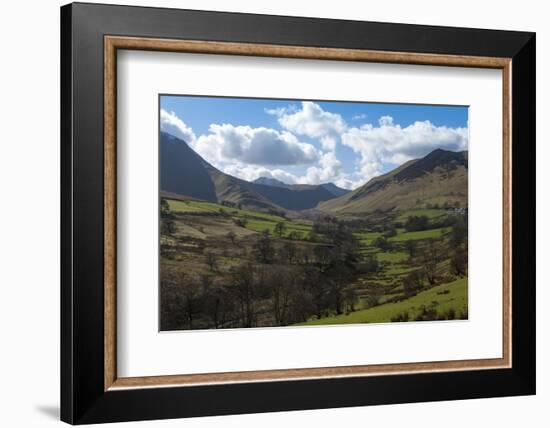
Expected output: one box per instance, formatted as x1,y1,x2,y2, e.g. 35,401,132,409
0,0,546,427
118,51,503,377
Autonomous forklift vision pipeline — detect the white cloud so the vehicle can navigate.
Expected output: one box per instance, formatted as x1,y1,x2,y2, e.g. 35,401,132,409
378,115,394,127
216,151,346,189
222,164,299,184
160,109,467,192
303,152,342,185
264,105,297,116
160,109,196,143
341,116,468,183
334,177,361,191
194,123,319,166
269,101,347,151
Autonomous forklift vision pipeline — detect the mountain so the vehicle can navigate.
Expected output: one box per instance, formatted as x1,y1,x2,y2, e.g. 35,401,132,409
160,132,218,201
319,149,468,214
321,182,350,197
253,177,289,188
253,177,349,197
248,181,335,211
160,132,340,211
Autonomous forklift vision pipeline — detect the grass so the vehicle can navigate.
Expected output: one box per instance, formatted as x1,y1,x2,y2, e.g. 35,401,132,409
169,199,286,222
376,251,409,263
389,227,448,242
396,208,447,222
168,199,222,214
384,264,415,275
354,231,382,246
168,198,312,239
245,219,312,237
296,277,467,326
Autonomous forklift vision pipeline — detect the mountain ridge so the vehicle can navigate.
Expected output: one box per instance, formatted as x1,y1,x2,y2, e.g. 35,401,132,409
252,177,350,197
319,149,468,214
160,131,467,215
160,132,340,211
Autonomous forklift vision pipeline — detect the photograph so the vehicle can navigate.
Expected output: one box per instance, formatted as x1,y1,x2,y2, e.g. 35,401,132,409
159,95,469,331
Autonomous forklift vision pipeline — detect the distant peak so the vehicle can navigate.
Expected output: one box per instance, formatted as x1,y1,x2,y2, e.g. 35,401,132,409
320,182,350,197
253,177,289,188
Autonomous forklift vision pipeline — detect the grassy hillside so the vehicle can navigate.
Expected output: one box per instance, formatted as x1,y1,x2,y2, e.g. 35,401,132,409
319,149,468,214
296,277,467,325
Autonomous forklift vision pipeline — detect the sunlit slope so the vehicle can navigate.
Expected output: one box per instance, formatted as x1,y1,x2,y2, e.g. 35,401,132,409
319,149,468,214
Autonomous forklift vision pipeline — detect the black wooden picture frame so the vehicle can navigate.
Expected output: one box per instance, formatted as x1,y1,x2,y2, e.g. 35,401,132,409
61,2,535,424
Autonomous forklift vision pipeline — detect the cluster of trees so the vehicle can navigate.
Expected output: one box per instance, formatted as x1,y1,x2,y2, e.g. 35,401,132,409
390,306,465,323
404,215,430,232
160,198,177,236
400,213,468,297
161,261,358,330
449,215,468,277
161,219,361,330
401,239,443,296
425,200,462,210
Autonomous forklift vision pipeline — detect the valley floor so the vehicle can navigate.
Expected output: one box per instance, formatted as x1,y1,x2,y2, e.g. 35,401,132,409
160,197,468,331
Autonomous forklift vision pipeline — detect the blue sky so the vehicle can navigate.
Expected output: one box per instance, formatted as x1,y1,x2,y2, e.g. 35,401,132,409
160,95,468,190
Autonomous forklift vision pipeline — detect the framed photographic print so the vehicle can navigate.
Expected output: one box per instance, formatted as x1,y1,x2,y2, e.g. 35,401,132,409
61,2,536,424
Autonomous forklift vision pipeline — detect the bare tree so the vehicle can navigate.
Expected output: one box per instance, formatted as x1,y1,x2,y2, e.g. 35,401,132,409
201,275,225,329
226,230,237,245
313,245,333,266
404,239,416,259
450,248,467,277
326,264,353,315
269,270,293,326
160,269,187,330
161,218,176,236
160,198,171,216
421,239,440,285
274,221,287,238
343,286,358,313
229,263,258,328
280,241,297,264
301,267,329,319
253,229,275,264
181,276,201,329
403,270,424,296
204,252,218,272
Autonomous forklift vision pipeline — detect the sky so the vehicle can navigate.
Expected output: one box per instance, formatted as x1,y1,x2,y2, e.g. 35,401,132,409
160,95,468,190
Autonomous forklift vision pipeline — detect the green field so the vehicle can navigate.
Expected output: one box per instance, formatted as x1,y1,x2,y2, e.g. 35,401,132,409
354,231,383,246
389,227,448,242
297,277,467,325
245,219,311,236
395,208,447,222
168,198,313,238
168,199,285,222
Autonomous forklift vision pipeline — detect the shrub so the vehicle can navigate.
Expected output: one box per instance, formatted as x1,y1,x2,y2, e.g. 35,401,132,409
404,215,429,232
391,311,410,322
445,308,456,320
373,236,393,252
383,227,397,238
414,306,438,321
233,217,248,227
